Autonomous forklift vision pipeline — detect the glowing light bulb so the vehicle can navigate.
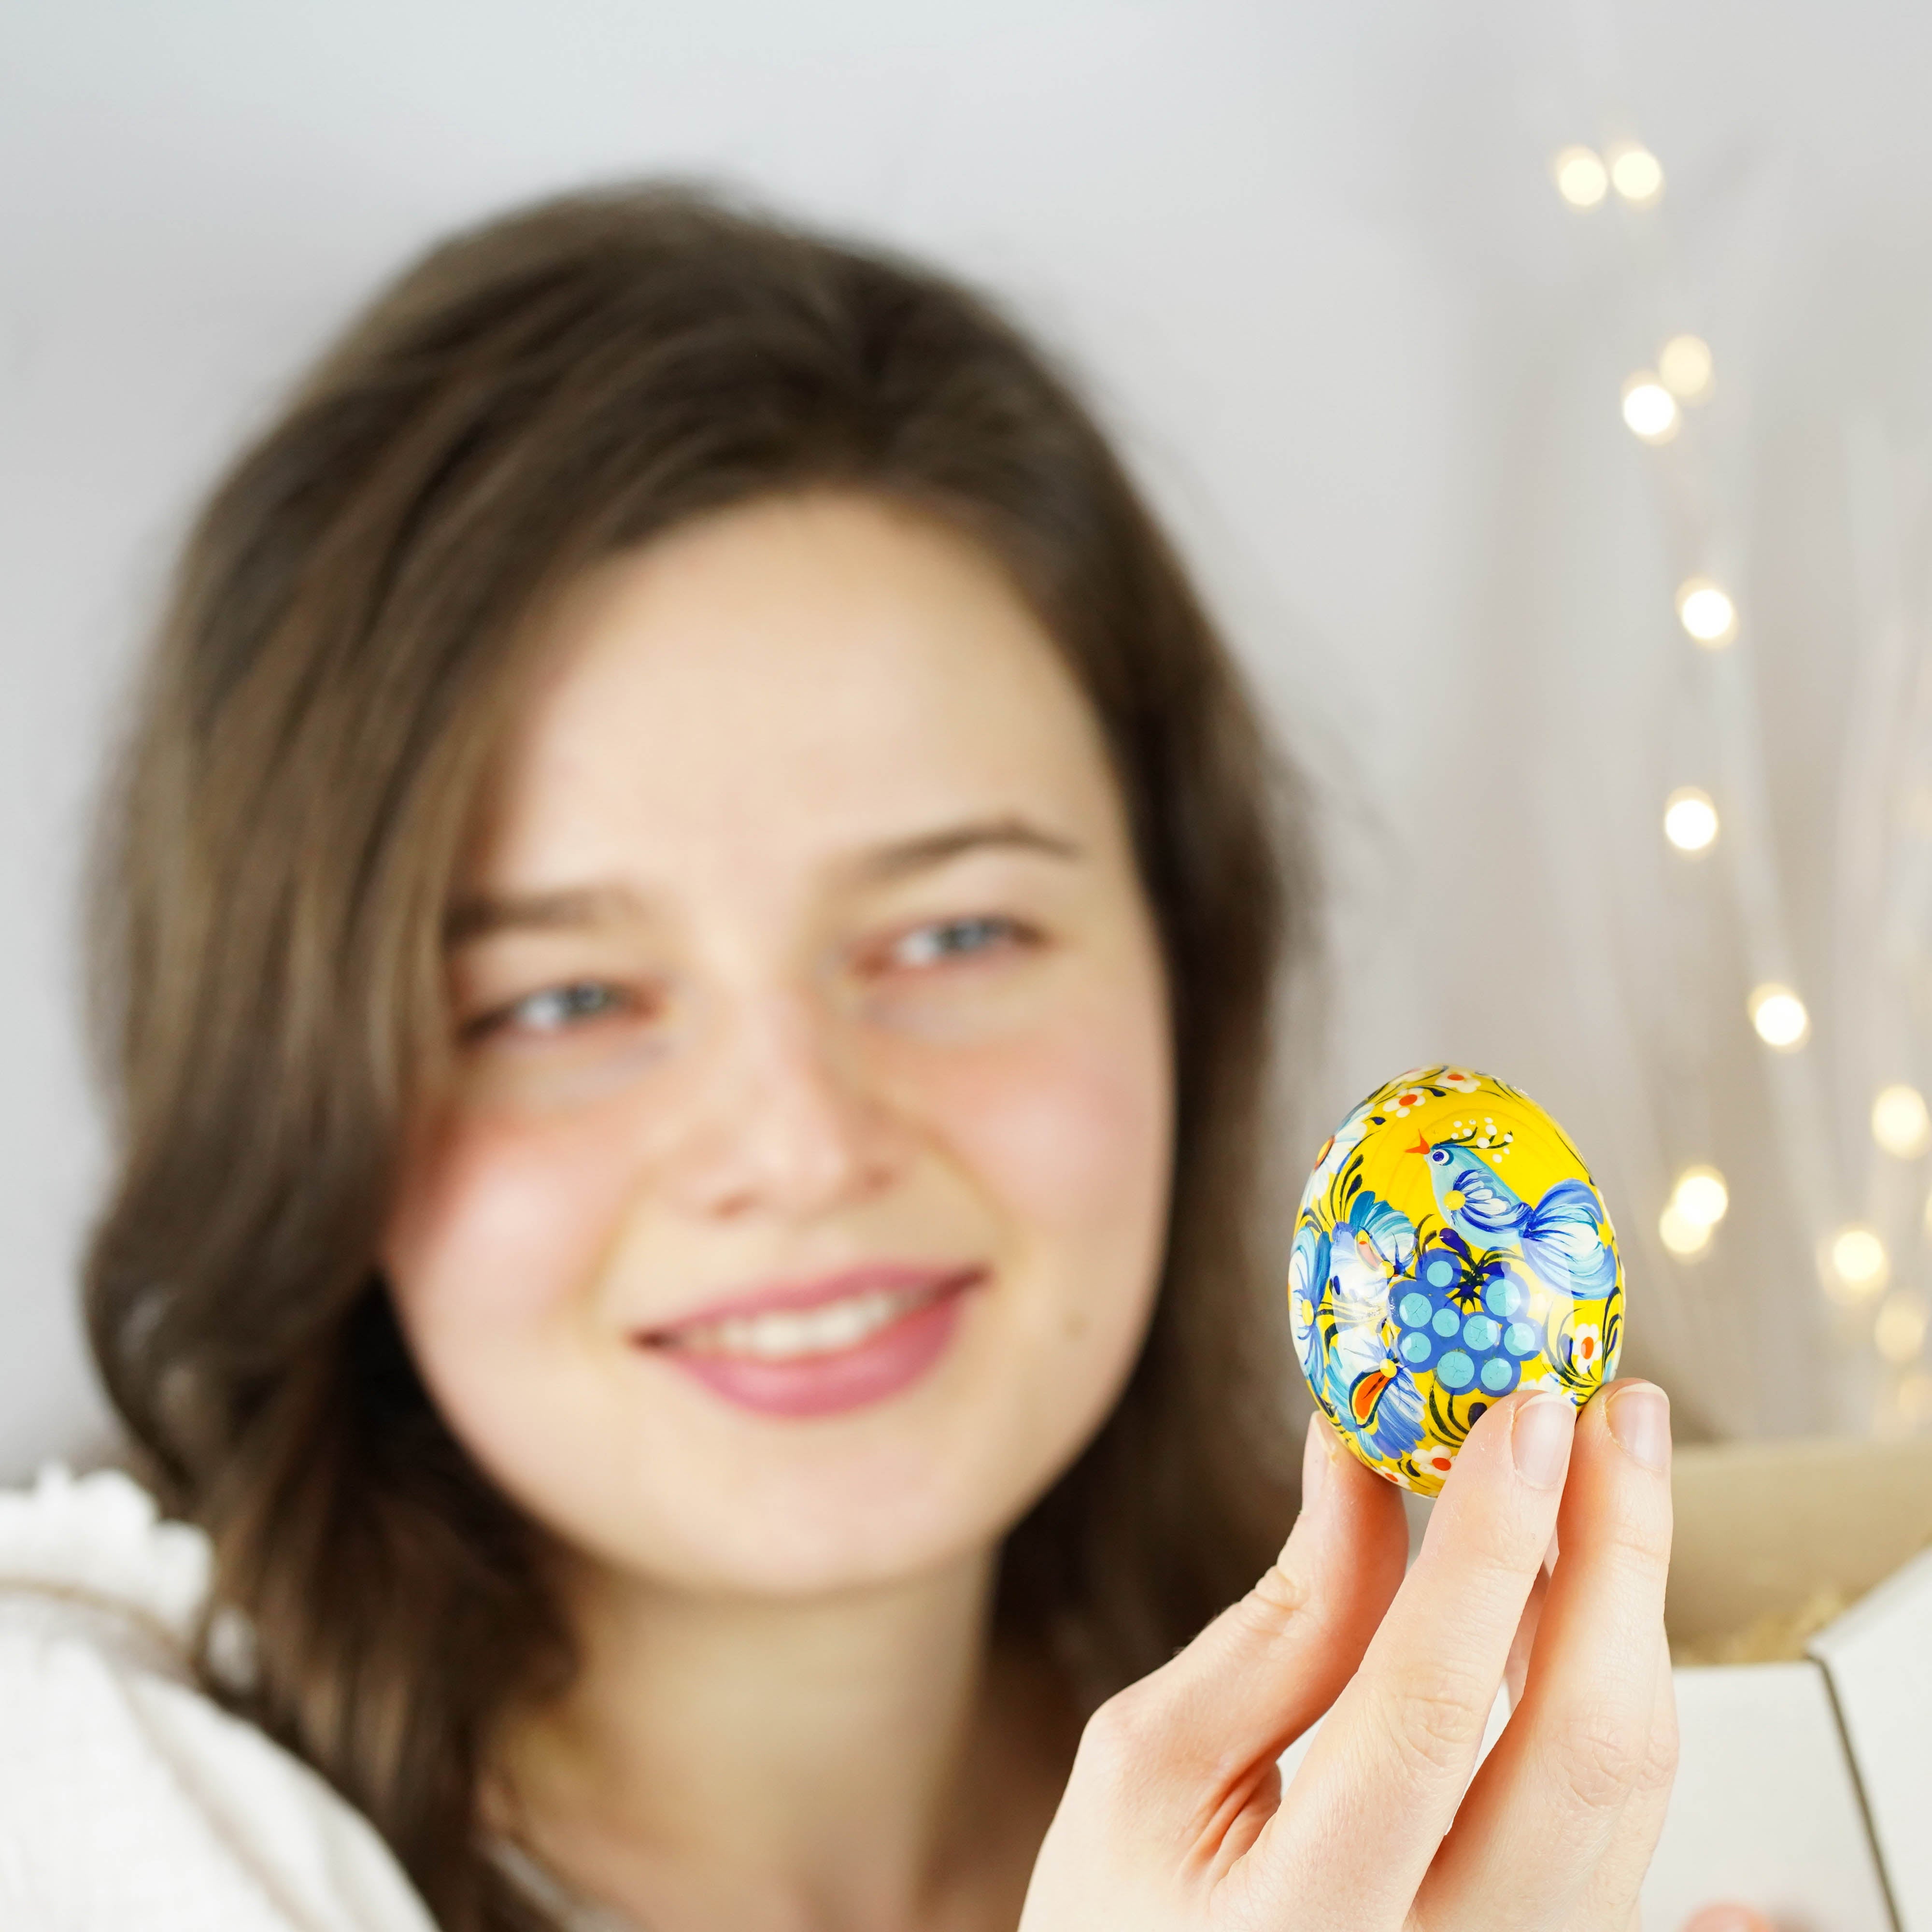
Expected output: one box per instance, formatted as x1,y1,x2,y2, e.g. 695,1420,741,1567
1873,1084,1932,1160
1658,334,1714,401
1748,983,1809,1050
1876,1292,1929,1365
1671,1165,1730,1228
1826,1225,1890,1301
1553,146,1608,208
1658,1203,1712,1258
1663,787,1719,853
1677,578,1739,646
1621,373,1680,443
1608,143,1665,205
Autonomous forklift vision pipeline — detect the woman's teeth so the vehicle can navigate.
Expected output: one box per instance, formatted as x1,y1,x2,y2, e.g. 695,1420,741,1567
673,1284,937,1362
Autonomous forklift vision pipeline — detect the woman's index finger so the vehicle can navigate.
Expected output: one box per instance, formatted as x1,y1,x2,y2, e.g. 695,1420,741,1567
1257,1392,1575,1926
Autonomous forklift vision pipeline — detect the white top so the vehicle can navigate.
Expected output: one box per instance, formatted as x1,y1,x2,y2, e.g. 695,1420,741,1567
0,1464,444,1932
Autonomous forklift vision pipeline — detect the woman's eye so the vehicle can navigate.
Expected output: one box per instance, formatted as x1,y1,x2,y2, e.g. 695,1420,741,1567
886,916,1029,970
469,980,634,1039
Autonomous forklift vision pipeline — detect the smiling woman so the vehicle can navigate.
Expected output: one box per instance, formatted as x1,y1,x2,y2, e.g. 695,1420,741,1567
65,186,1304,1930
12,182,1708,1932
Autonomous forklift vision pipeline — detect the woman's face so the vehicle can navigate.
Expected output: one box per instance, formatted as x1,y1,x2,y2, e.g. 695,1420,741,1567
382,493,1174,1599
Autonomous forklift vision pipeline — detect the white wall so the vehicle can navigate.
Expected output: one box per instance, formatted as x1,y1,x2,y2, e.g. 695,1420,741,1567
6,0,1932,1475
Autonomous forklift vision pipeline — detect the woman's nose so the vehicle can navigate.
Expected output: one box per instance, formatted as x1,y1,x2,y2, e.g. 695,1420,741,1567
663,990,908,1222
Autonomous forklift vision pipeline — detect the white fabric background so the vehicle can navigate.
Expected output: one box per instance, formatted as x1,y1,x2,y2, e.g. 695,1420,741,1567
5,0,1932,1474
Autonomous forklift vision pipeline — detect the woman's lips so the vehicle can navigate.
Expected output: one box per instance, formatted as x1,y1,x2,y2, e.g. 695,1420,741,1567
635,1265,986,1419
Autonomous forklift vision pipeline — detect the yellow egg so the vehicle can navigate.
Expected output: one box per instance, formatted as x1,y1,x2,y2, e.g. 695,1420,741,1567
1290,1066,1623,1496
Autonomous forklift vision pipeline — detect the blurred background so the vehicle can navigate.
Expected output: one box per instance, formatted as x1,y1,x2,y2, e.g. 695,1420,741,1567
5,0,1932,1477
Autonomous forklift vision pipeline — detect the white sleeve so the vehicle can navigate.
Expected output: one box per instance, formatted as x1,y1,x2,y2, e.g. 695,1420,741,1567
0,1468,438,1932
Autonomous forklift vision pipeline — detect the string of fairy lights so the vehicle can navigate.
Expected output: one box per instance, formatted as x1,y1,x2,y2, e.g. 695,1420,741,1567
1550,136,1931,1427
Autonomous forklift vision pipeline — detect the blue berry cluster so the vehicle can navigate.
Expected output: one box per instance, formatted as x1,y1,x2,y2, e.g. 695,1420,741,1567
1392,1241,1543,1397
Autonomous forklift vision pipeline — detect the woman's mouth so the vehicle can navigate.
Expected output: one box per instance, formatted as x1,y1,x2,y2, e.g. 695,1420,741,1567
635,1264,986,1418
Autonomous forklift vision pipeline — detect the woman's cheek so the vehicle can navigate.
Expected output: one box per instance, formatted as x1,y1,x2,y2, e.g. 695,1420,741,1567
896,986,1172,1243
382,1097,646,1335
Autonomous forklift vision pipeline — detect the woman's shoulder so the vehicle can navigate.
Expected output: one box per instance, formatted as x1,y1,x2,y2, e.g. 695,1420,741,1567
0,1462,212,1662
0,1464,438,1932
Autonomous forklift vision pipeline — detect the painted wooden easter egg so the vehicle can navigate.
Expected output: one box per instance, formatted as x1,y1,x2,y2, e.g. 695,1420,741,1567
1290,1065,1623,1495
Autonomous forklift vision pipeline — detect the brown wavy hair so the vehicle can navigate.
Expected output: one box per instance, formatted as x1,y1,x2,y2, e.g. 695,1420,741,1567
84,184,1315,1929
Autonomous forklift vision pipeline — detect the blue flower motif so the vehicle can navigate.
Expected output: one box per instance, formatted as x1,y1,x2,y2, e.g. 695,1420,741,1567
1288,1219,1330,1382
1338,1189,1418,1274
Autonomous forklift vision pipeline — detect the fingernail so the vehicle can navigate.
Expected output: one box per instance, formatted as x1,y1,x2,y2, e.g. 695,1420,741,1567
1608,1382,1672,1473
1511,1395,1575,1489
1682,1907,1770,1932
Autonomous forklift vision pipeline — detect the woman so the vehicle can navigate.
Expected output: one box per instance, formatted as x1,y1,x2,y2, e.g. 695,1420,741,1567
1,185,1732,1931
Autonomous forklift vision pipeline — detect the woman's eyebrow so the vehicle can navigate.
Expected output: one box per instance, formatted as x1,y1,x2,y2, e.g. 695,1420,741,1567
444,882,647,945
854,816,1084,882
443,821,1080,942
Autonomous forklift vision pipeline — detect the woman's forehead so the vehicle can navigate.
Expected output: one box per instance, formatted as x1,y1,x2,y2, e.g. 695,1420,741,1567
467,494,1129,895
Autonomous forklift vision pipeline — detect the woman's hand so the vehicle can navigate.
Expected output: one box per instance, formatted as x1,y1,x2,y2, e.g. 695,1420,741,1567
1019,1379,1683,1931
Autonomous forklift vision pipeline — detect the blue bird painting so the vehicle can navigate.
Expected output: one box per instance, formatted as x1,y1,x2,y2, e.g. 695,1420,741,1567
1412,1132,1618,1302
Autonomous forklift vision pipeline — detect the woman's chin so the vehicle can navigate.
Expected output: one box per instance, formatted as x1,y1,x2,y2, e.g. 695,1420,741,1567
526,1394,1059,1602
566,1469,1023,1602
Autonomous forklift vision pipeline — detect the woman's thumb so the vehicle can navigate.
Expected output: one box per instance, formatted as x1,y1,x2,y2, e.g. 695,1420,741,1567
1076,1418,1408,1798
